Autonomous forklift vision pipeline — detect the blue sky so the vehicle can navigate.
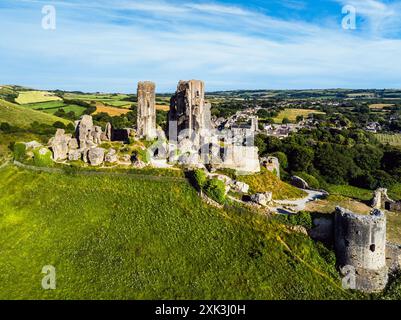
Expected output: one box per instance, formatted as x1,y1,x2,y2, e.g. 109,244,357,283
1,0,401,92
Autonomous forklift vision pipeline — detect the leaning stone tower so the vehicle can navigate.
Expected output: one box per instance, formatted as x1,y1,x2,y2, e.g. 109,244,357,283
168,80,212,136
137,81,156,140
334,207,388,293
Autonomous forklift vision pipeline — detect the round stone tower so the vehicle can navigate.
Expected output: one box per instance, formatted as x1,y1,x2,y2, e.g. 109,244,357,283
334,207,388,293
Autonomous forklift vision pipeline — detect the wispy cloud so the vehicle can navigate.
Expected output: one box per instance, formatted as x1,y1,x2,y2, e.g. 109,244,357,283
1,0,401,92
334,0,401,36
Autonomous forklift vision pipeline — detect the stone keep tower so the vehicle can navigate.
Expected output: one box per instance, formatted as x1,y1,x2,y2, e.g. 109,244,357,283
137,81,156,140
334,207,388,293
168,80,212,135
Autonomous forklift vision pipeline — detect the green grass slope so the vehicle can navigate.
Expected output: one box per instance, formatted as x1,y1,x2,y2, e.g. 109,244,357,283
0,166,357,300
0,99,70,128
238,170,307,200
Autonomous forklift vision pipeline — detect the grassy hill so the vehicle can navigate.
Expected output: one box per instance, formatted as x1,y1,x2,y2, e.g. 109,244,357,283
15,90,62,105
237,170,307,200
0,99,71,128
0,165,359,300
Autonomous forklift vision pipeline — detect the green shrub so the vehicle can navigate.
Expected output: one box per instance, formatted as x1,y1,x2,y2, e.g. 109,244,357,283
193,169,207,189
0,122,12,133
134,149,150,164
275,211,313,229
66,123,76,133
33,148,54,167
204,178,226,204
13,142,27,161
288,211,313,229
53,121,66,129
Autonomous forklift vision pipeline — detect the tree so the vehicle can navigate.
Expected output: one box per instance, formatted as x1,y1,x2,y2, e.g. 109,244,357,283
265,136,282,153
353,145,383,172
53,121,66,129
286,145,314,172
0,122,11,133
296,115,304,123
282,117,291,124
255,135,268,156
204,179,226,204
257,109,270,119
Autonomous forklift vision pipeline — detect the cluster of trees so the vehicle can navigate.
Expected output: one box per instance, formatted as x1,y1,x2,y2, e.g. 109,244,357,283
256,128,401,190
211,100,245,118
92,111,136,129
0,121,75,136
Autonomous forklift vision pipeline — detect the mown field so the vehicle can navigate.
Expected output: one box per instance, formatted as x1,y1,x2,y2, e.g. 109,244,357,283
15,91,62,105
376,134,401,148
273,109,325,123
0,165,361,300
94,103,131,116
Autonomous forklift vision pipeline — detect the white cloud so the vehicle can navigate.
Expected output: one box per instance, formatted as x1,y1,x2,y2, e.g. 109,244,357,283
335,0,401,36
185,3,250,15
1,0,401,91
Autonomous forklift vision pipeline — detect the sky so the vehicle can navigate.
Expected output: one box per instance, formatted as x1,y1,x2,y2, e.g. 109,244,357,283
0,0,401,92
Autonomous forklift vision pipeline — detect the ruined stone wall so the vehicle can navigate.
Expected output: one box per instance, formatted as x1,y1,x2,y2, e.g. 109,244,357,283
371,188,401,212
213,145,260,173
169,80,212,135
137,81,156,139
334,207,388,292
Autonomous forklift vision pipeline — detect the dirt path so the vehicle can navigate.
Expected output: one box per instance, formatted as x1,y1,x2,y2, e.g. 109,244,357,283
272,190,326,214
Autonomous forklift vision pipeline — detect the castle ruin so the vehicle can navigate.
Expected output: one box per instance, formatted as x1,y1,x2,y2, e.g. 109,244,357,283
334,207,388,293
372,188,401,212
168,80,212,135
137,81,157,140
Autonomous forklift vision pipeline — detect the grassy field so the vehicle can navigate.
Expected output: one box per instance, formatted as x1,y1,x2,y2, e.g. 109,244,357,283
94,104,131,116
237,170,307,200
0,165,360,300
326,185,373,202
389,184,401,201
0,99,71,128
376,134,401,148
273,109,325,124
22,101,87,117
63,93,132,108
15,91,62,105
43,105,86,117
369,104,394,110
23,101,66,110
156,104,170,111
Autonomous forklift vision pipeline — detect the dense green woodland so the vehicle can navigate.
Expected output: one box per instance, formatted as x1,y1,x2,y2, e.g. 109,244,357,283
256,128,401,191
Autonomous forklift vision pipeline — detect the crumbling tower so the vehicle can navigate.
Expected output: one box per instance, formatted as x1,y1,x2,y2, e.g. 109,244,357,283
168,80,212,136
137,81,156,140
334,207,388,293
